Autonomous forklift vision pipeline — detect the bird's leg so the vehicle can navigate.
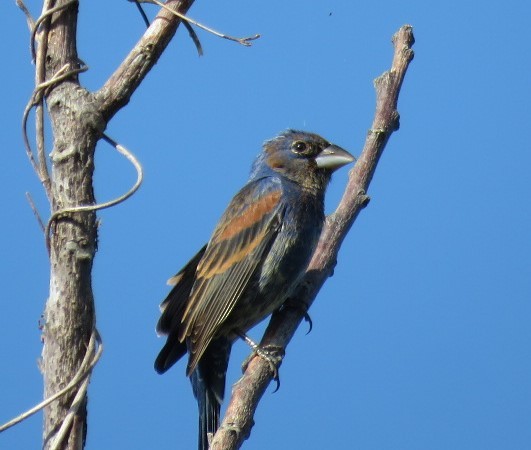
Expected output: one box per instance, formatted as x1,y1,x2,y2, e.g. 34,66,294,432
235,330,284,392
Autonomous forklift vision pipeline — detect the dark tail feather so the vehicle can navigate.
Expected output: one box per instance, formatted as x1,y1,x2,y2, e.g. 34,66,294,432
192,371,220,450
190,338,231,450
154,331,187,374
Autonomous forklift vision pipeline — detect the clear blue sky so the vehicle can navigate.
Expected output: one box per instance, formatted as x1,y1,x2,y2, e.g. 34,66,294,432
2,1,530,449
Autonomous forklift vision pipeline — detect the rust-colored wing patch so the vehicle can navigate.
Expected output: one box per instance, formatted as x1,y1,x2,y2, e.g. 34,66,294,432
217,190,281,241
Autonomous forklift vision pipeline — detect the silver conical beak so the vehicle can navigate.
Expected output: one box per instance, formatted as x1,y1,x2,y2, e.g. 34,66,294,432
315,144,355,171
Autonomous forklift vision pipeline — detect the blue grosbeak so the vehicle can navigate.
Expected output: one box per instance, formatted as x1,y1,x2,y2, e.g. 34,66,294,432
155,130,354,450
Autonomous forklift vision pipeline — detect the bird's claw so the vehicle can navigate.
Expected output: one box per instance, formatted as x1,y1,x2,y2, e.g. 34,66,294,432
303,312,313,334
241,344,284,392
279,300,313,334
260,345,284,392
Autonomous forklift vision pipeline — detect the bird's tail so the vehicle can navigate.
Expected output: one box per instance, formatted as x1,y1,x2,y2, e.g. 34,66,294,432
190,338,231,450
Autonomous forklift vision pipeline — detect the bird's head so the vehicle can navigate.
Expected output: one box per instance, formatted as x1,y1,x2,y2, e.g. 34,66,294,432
250,130,355,193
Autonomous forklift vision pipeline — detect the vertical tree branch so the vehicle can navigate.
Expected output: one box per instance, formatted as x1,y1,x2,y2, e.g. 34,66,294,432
35,1,195,448
211,25,415,450
40,2,101,448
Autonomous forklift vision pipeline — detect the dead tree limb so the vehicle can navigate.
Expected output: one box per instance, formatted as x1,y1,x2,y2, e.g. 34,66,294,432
25,1,194,449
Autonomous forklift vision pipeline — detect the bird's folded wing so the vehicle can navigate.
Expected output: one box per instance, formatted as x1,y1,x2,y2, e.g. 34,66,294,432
180,179,285,374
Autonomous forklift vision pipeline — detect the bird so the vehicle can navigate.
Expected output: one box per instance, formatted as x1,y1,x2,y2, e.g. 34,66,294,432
155,130,354,450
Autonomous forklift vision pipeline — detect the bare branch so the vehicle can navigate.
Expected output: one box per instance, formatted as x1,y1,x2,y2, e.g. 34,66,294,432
25,192,46,233
97,0,196,120
32,2,98,448
131,1,204,57
98,0,258,119
16,0,35,31
210,24,415,450
140,0,260,47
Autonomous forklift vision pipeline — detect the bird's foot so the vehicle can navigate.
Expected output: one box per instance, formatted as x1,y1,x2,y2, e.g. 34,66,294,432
236,331,284,392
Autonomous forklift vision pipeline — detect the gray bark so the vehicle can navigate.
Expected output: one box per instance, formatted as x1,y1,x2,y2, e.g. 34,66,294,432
38,1,194,448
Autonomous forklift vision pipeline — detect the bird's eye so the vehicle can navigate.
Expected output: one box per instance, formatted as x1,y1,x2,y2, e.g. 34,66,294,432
292,141,308,153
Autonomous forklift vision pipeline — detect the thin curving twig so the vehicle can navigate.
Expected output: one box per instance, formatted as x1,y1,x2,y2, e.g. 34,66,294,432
0,328,102,434
30,0,78,62
25,192,46,233
48,376,90,450
45,134,144,252
30,0,66,198
133,0,151,28
16,0,35,31
22,64,88,191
